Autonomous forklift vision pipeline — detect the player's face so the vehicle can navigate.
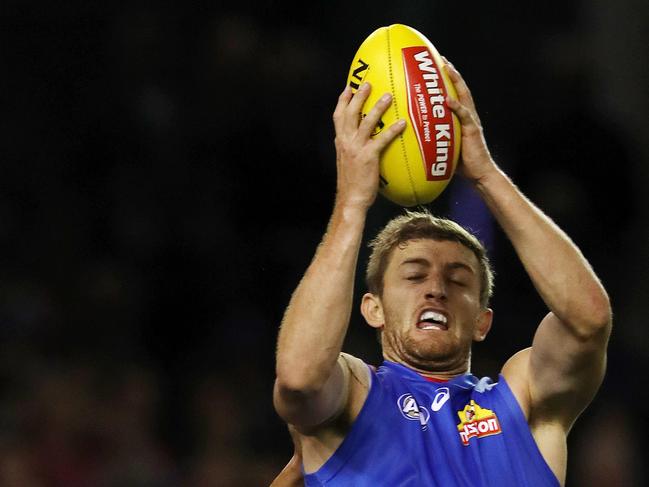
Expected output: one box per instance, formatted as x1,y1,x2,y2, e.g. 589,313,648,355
372,239,491,374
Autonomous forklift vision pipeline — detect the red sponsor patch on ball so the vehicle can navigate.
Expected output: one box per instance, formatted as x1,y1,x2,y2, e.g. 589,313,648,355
402,47,455,181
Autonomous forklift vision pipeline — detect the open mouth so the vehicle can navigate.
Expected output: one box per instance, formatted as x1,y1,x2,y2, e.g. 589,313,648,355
416,310,448,331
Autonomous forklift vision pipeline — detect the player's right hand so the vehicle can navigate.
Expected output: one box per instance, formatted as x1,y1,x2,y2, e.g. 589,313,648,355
332,82,406,210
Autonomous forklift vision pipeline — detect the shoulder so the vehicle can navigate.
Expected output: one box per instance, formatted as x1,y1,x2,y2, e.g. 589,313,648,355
336,353,373,428
501,347,568,483
501,347,532,419
296,353,374,474
296,353,372,433
338,352,372,390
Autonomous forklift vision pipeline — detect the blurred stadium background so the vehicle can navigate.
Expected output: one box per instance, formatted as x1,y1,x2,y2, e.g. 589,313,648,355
2,1,648,485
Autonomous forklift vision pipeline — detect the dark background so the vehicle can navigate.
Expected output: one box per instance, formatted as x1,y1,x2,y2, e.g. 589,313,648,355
1,1,648,485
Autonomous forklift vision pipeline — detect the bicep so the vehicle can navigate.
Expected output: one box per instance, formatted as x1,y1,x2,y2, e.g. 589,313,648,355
273,353,370,430
526,312,609,428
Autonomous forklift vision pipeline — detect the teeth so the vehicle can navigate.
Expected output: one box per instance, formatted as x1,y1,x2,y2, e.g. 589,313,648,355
419,323,444,330
420,311,447,324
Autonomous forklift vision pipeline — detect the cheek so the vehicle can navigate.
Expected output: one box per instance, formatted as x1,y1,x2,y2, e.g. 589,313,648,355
381,293,411,326
382,282,410,306
454,284,481,306
448,289,481,322
381,296,401,322
385,288,418,314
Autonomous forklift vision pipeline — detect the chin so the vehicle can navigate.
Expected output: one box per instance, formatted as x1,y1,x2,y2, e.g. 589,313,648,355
383,328,470,370
410,343,454,365
401,336,471,371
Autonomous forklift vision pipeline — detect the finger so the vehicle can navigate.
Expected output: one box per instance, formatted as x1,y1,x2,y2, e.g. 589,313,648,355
443,61,478,114
372,118,407,153
333,85,353,132
343,82,372,133
356,92,393,140
446,97,482,135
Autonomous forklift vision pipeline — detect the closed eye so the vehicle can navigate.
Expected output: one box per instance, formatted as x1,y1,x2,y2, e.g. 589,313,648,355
406,274,426,282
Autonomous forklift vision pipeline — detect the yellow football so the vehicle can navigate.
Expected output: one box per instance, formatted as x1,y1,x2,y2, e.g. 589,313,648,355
346,24,461,207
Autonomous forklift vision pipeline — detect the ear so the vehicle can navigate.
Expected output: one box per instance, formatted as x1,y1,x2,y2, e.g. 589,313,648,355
361,292,385,329
473,308,493,342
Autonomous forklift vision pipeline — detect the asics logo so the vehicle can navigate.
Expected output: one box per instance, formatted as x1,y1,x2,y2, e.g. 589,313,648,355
431,387,450,412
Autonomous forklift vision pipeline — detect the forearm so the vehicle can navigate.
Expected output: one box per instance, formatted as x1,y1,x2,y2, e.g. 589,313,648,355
275,202,367,392
476,166,611,335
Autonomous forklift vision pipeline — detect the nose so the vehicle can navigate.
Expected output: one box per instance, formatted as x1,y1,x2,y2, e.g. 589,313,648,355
425,275,447,301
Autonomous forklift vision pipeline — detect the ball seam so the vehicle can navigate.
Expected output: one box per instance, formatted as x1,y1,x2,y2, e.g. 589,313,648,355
387,26,419,206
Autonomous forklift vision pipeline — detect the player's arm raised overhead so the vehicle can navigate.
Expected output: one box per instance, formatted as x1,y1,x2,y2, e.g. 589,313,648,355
443,57,611,458
273,83,406,429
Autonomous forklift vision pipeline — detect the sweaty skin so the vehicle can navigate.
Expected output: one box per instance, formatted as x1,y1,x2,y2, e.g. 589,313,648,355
272,60,611,486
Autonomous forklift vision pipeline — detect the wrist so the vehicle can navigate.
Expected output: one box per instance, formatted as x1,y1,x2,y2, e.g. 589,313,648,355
334,193,374,216
333,201,369,225
470,162,503,191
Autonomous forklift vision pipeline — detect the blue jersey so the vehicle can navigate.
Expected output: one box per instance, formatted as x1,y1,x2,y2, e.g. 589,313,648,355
304,360,560,486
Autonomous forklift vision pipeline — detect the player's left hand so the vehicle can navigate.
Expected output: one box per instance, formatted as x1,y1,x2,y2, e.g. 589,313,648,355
442,58,498,185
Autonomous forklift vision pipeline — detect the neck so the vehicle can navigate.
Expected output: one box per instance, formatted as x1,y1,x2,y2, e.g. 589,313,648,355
383,353,471,381
380,334,473,380
410,365,467,381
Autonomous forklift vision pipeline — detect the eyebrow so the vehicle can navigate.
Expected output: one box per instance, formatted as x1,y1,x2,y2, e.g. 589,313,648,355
400,258,476,274
400,258,431,267
446,261,476,274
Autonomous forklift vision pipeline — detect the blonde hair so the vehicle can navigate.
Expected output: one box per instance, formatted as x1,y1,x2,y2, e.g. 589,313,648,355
366,210,494,307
